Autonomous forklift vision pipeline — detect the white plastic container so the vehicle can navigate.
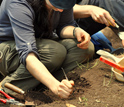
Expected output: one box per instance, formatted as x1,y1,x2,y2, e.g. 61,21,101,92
111,67,124,82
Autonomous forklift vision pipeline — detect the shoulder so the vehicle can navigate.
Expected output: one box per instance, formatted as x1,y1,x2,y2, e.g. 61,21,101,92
8,0,33,11
9,0,32,8
8,0,35,17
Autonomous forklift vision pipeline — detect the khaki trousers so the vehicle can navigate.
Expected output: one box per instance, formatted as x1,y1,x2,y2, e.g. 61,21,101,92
0,38,94,95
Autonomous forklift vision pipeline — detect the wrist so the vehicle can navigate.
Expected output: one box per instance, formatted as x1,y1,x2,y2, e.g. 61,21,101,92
73,27,79,38
88,5,95,16
49,80,60,95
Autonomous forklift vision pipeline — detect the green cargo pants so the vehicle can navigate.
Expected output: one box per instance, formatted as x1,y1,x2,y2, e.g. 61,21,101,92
0,38,94,95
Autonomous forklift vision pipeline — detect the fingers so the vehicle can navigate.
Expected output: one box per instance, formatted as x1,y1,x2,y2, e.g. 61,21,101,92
76,32,91,49
99,14,109,26
74,27,91,49
91,7,115,27
104,12,116,27
94,14,106,24
69,80,74,86
94,13,112,26
58,80,74,99
61,80,74,89
77,42,89,49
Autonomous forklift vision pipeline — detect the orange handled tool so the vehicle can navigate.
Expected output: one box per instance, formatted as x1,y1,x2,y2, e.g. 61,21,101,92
107,20,119,28
0,89,24,105
100,56,124,72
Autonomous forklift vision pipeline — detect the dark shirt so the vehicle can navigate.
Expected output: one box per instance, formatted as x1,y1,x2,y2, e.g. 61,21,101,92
0,0,76,66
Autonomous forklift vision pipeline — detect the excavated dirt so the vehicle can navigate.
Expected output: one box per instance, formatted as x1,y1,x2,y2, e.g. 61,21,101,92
1,27,124,107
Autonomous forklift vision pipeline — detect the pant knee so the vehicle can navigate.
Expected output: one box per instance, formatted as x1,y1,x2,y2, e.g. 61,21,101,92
86,41,95,58
49,43,67,70
37,39,67,72
79,41,95,63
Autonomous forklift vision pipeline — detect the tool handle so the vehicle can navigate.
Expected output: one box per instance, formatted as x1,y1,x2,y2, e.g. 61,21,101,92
100,56,124,72
0,98,7,104
97,50,119,63
0,90,14,100
108,20,119,28
4,83,25,95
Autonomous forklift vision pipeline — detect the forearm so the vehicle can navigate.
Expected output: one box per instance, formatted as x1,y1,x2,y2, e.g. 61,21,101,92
26,53,60,91
25,53,74,98
60,26,75,38
73,4,93,19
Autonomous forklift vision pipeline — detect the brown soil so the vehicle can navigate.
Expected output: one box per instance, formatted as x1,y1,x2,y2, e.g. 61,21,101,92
1,27,124,107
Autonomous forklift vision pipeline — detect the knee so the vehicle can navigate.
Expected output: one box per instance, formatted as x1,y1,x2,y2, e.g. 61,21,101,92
80,41,95,61
47,43,67,72
51,42,67,67
87,41,95,58
37,39,67,71
70,41,95,63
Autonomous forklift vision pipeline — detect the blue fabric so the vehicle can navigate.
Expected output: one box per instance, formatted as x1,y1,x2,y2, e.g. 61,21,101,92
0,0,76,66
91,31,112,51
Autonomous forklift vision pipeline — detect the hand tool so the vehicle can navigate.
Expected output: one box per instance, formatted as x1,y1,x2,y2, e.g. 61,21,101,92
107,19,119,29
61,67,69,80
100,56,124,76
0,89,24,106
100,56,124,73
107,19,124,42
108,20,122,40
108,20,119,29
61,68,76,96
4,83,25,95
4,83,35,106
108,19,124,43
96,50,124,63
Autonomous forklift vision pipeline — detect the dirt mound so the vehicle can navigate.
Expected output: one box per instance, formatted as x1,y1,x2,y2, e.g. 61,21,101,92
1,27,124,107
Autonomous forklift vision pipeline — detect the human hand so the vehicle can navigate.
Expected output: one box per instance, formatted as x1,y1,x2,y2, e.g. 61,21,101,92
74,27,91,49
57,79,74,99
90,6,116,27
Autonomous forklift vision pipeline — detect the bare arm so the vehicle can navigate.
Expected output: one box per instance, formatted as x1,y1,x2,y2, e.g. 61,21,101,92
60,26,91,49
73,4,91,19
26,53,59,90
26,52,74,98
73,4,116,27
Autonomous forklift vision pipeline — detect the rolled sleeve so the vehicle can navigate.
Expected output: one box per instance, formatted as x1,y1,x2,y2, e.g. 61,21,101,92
17,42,39,67
8,1,39,66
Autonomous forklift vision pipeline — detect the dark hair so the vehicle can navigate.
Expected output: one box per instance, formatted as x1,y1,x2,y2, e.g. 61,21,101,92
0,0,2,5
27,0,52,38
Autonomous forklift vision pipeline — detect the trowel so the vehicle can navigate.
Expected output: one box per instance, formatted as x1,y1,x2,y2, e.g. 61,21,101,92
97,50,124,76
96,50,124,63
4,83,35,107
100,56,124,73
